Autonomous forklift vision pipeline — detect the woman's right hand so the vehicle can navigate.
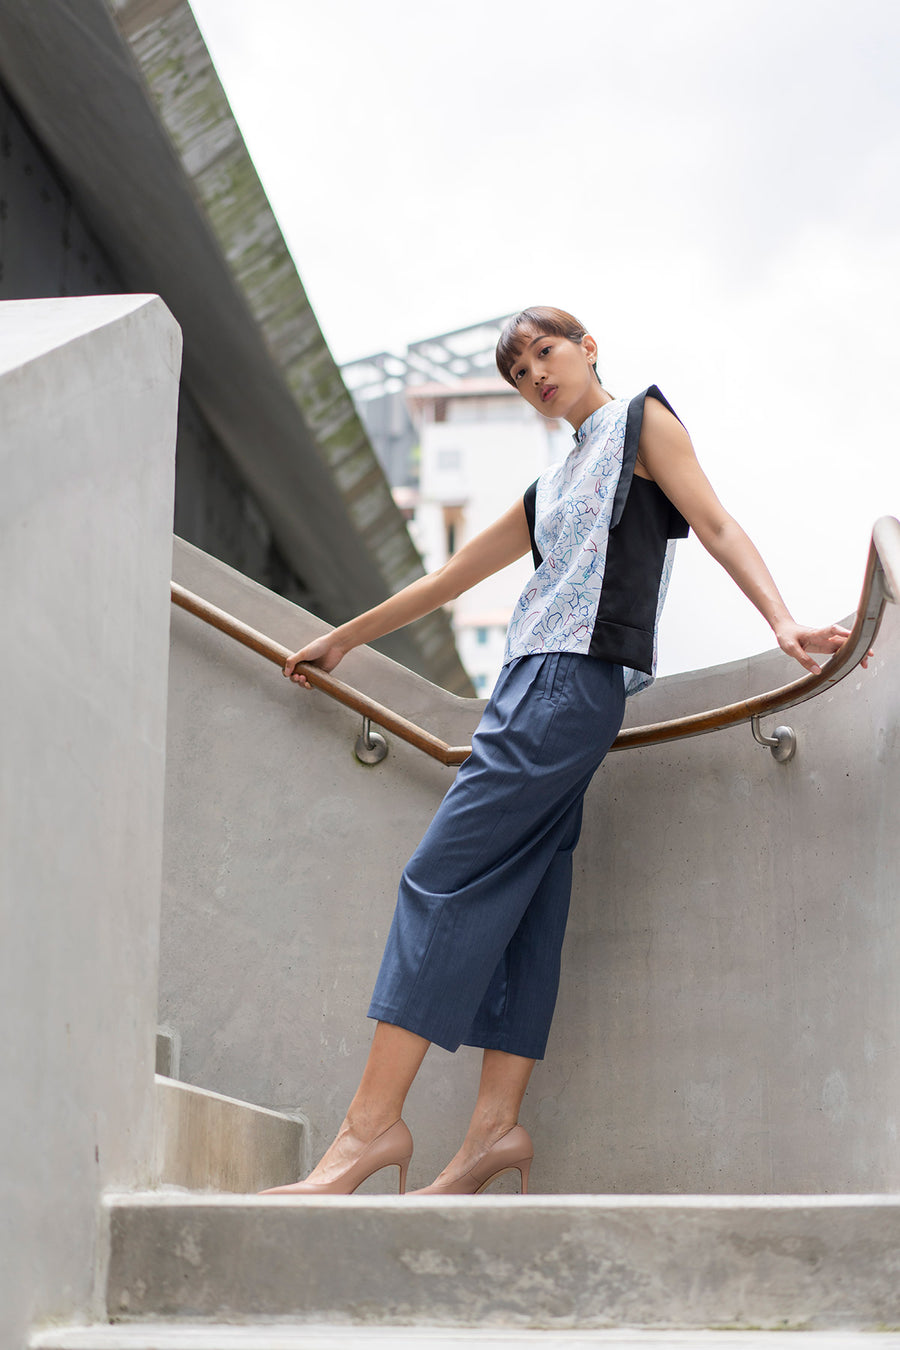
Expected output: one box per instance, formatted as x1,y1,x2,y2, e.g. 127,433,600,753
283,633,347,687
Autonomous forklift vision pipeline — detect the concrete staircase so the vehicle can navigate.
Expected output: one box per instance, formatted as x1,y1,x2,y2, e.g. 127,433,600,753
28,985,900,1350
26,1073,900,1345
29,1163,900,1345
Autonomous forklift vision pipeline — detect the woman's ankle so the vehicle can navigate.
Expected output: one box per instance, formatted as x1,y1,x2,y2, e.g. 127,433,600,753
466,1110,519,1145
342,1106,403,1141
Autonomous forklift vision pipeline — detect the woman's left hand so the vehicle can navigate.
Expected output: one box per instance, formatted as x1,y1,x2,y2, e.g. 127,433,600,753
774,620,872,675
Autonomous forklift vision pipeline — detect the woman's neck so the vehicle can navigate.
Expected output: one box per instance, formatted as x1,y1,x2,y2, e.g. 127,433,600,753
566,386,614,431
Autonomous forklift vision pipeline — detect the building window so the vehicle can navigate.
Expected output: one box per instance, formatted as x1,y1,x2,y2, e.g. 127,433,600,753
436,448,462,472
475,627,488,645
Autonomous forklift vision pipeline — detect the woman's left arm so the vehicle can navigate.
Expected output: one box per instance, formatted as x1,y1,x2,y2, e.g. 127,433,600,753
637,398,862,674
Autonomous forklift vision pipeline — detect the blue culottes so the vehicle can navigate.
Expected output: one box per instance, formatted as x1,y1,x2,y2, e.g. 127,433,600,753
368,652,626,1060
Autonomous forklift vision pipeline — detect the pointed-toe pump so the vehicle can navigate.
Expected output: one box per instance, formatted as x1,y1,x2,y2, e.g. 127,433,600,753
408,1123,533,1196
258,1118,413,1196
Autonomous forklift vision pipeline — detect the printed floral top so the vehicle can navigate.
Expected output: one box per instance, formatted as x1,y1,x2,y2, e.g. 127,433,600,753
503,386,690,697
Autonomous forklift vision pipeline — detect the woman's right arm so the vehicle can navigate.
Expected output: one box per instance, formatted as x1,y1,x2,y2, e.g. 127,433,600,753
284,497,532,684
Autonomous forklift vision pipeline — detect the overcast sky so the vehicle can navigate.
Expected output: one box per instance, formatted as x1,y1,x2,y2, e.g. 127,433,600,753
189,0,899,676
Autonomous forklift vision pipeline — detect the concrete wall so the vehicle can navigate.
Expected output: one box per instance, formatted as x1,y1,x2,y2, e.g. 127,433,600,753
0,295,179,1347
558,617,900,1194
161,540,900,1195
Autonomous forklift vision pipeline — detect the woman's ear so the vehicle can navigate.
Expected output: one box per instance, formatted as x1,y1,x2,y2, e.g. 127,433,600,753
581,333,598,367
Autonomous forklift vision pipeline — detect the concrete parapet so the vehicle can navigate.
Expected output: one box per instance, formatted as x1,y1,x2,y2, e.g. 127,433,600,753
153,1075,306,1193
0,295,180,1348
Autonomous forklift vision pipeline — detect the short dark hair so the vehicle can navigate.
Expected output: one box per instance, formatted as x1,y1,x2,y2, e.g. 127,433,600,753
495,306,601,388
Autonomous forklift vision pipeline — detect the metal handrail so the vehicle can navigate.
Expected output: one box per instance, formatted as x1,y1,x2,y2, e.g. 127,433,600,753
171,515,899,766
614,514,898,750
170,582,473,765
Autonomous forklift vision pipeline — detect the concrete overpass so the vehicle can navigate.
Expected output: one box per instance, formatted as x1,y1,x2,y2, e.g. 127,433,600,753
0,0,472,693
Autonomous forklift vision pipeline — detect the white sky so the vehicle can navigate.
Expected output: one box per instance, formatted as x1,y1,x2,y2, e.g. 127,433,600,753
189,0,899,676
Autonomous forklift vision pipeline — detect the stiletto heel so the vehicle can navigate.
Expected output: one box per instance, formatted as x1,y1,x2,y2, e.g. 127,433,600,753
259,1119,414,1196
408,1124,534,1196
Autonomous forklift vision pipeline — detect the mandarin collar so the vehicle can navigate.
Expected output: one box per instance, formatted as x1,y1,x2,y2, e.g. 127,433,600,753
572,398,617,447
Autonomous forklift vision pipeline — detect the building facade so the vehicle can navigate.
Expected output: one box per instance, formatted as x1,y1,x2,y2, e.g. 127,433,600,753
410,376,571,693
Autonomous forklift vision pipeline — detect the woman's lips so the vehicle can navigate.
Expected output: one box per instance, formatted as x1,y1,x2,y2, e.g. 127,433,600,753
541,385,557,402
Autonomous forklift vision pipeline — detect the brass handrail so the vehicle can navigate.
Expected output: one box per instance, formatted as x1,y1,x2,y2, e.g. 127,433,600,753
614,514,898,750
171,515,899,766
170,582,473,765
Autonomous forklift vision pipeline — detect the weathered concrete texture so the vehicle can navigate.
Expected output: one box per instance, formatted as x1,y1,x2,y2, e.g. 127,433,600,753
103,1193,900,1329
161,535,900,1196
154,1075,306,1193
28,1326,900,1348
0,296,179,1349
116,1,421,568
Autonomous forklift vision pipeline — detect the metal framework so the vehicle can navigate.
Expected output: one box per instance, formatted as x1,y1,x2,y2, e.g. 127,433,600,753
342,317,511,403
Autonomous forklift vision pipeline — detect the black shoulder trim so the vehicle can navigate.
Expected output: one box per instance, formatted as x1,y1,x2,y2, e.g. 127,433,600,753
523,479,542,568
611,385,690,539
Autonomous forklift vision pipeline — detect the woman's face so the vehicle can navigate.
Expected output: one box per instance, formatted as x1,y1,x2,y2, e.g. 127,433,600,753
505,327,606,429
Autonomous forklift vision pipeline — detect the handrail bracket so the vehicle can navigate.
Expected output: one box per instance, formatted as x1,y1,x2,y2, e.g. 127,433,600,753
750,715,797,764
355,717,388,766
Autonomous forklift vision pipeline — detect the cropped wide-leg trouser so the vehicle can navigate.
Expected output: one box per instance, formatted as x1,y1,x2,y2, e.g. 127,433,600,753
368,652,626,1060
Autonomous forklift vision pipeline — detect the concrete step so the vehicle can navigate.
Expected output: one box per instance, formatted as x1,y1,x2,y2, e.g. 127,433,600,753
27,1326,900,1349
153,1075,306,1193
103,1192,900,1330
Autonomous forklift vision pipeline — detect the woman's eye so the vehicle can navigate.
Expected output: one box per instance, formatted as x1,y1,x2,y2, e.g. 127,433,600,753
540,346,551,357
514,369,525,381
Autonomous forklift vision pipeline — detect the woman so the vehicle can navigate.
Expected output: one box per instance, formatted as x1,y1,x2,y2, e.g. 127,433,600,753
262,306,856,1197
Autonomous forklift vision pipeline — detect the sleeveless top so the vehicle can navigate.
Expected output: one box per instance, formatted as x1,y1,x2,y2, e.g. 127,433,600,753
503,385,690,697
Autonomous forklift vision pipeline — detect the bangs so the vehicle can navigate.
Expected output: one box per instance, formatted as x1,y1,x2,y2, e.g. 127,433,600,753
495,307,589,386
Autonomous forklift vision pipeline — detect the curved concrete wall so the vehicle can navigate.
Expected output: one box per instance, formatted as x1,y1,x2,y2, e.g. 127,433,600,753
161,541,900,1194
560,612,900,1194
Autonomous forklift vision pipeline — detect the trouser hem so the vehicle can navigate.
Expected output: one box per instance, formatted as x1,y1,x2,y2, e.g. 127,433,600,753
367,1004,461,1055
368,1004,548,1061
462,1034,547,1060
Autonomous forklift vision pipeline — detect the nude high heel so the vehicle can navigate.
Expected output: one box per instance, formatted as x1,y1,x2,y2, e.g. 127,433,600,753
258,1119,413,1196
407,1124,533,1196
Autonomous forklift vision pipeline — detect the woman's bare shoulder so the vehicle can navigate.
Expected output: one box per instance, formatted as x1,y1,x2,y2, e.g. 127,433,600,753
634,392,691,479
